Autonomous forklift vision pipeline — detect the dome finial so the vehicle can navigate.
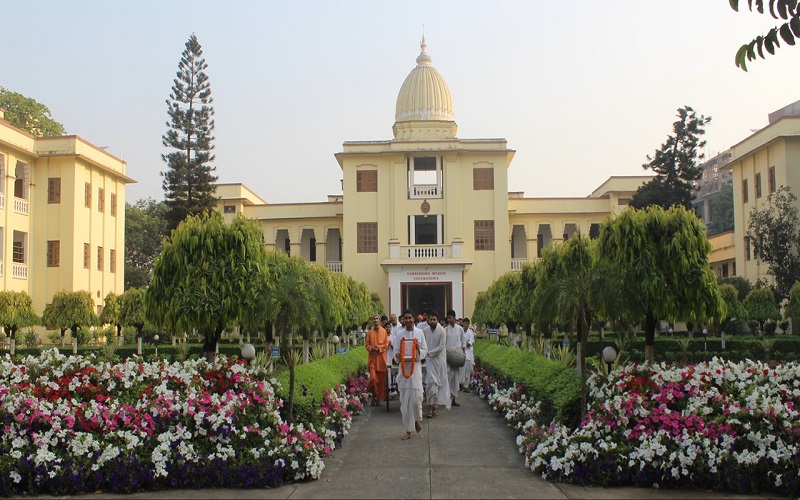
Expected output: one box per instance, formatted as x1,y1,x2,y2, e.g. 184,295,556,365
416,34,432,67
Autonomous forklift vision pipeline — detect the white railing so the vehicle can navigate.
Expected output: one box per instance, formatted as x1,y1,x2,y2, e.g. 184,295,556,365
401,244,450,259
0,193,4,209
325,262,343,273
409,184,441,198
13,198,28,215
12,264,27,279
511,258,527,271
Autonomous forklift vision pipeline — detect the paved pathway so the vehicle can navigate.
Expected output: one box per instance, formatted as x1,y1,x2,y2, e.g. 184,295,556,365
89,392,773,500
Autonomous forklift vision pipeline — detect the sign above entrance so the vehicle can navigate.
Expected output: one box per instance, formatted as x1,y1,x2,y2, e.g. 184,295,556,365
406,270,446,281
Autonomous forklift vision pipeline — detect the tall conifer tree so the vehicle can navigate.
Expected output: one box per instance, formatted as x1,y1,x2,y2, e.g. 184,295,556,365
630,106,710,211
162,34,218,231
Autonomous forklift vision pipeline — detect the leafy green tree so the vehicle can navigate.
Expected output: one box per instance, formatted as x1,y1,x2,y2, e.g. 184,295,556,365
718,276,753,302
125,198,168,289
0,291,39,346
41,291,98,346
744,287,780,333
597,205,726,362
706,182,735,236
630,106,711,211
746,186,800,304
145,212,266,360
717,284,746,335
783,281,800,332
728,0,800,71
0,87,65,136
161,34,218,231
119,288,148,341
99,292,122,340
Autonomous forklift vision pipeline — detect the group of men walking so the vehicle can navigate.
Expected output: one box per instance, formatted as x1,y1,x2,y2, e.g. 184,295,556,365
364,309,475,441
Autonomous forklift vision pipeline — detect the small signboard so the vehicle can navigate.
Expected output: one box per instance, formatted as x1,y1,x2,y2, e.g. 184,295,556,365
270,346,281,358
336,347,347,355
562,338,569,348
487,328,499,335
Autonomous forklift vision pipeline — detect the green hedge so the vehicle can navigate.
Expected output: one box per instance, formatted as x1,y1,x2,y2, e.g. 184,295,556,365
583,336,800,363
276,348,368,426
474,341,581,428
7,343,247,361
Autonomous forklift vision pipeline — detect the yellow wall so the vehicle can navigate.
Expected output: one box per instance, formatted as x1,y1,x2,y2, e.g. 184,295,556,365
0,119,132,315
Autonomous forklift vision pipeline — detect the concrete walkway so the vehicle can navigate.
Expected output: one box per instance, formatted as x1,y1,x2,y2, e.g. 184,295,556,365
89,391,774,500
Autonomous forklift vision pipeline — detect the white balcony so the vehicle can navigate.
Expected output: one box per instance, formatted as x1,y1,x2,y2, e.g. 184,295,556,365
325,261,343,273
13,198,29,215
409,184,441,199
511,258,527,271
12,263,27,279
401,244,450,259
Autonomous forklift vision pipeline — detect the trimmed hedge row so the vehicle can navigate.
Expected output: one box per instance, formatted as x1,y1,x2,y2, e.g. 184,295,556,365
582,336,800,363
7,343,247,361
474,340,581,428
276,348,368,426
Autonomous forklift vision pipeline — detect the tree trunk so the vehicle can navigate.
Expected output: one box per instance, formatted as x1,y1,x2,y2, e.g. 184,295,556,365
644,312,657,364
303,338,309,364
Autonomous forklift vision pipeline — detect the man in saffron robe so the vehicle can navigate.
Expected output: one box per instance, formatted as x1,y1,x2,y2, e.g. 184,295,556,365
365,314,389,406
422,310,449,416
395,310,428,440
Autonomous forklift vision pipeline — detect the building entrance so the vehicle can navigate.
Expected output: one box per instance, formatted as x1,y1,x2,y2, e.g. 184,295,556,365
401,283,451,317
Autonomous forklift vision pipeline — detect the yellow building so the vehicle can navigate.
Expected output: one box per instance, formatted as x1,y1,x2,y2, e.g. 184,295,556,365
217,39,649,317
0,109,134,315
727,100,800,289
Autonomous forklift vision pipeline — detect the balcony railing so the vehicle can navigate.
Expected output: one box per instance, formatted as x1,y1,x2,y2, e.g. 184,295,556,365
325,261,343,273
409,184,441,199
511,258,527,271
0,193,4,209
401,244,450,259
13,198,29,215
12,263,27,279
0,260,3,277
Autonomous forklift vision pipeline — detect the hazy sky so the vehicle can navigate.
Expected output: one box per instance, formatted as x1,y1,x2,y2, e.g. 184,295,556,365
2,1,797,204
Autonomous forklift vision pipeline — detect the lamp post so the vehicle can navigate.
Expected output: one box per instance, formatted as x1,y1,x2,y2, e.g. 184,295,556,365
242,343,256,365
668,327,673,337
602,346,617,375
702,328,708,352
331,334,341,354
154,334,159,358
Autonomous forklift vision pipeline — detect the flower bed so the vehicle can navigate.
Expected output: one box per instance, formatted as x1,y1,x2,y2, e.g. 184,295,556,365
0,349,368,496
477,358,800,496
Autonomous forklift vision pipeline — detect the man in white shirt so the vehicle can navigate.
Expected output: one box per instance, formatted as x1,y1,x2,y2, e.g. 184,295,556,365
395,310,428,440
444,310,466,407
421,310,449,417
460,317,476,392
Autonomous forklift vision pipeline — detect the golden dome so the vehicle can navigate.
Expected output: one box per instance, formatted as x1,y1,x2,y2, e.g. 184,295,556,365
395,37,455,123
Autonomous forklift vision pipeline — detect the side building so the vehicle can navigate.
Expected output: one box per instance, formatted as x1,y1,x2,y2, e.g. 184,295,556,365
0,109,134,315
217,39,649,318
727,99,800,291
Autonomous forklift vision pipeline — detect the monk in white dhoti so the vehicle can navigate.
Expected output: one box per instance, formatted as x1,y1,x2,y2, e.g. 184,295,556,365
422,310,449,417
460,318,476,391
395,310,428,440
444,310,466,407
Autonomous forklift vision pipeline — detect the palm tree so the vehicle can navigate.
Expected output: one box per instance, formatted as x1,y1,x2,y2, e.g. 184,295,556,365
533,235,621,413
257,252,331,423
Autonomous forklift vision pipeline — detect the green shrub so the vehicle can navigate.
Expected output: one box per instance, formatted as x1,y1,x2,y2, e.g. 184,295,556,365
474,340,581,427
276,348,367,427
